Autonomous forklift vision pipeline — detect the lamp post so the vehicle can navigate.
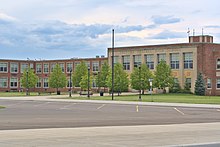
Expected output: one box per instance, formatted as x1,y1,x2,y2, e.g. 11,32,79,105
26,70,29,96
88,67,90,98
139,66,142,101
69,69,72,97
111,29,114,100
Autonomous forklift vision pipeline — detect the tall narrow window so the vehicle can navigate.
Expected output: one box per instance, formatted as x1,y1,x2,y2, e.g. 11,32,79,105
21,63,28,73
10,77,18,88
86,61,90,69
66,63,73,73
145,54,154,69
43,78,49,88
10,63,18,73
59,63,65,73
36,78,42,88
207,78,212,89
184,53,193,69
113,56,119,64
185,78,192,88
50,63,56,73
92,61,99,72
0,63,8,73
217,59,220,69
157,54,166,64
0,77,7,88
122,55,130,70
36,63,42,73
43,63,49,73
170,53,179,69
133,55,141,68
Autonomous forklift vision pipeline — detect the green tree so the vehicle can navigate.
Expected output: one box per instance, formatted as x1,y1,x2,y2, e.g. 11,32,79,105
72,61,87,88
96,61,110,92
106,63,129,95
130,64,153,94
169,79,181,93
79,72,93,91
21,68,38,95
154,60,174,93
194,72,205,95
49,64,67,95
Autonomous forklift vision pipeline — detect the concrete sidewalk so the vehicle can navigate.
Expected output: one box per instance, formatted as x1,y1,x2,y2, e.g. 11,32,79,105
0,122,220,147
1,94,220,109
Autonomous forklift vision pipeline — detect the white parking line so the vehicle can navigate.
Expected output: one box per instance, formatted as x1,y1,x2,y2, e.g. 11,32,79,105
174,107,185,115
97,104,106,110
59,103,77,110
34,102,51,107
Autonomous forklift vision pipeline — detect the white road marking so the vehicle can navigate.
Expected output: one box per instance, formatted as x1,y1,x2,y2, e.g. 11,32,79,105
97,104,106,110
217,109,220,112
59,103,77,110
34,102,51,107
136,105,139,112
174,107,185,115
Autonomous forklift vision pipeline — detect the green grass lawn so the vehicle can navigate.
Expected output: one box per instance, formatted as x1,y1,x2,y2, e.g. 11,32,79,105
0,106,5,109
66,93,220,104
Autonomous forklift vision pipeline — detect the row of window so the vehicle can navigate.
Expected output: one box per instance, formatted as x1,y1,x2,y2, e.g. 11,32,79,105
0,61,100,74
0,77,98,88
117,53,194,70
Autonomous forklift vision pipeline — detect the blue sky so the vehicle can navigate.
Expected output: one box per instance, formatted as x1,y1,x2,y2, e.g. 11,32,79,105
0,0,220,60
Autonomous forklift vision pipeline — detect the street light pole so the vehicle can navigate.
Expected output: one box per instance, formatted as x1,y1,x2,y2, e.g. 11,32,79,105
26,71,29,96
111,29,114,100
88,67,90,98
139,66,141,101
69,69,72,97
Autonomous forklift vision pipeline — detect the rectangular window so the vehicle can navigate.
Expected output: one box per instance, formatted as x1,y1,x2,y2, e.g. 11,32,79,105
21,63,28,73
36,63,42,73
10,77,18,88
43,78,49,88
50,63,56,73
36,78,42,88
0,77,7,88
66,63,73,73
157,54,166,64
217,59,220,69
184,53,193,69
10,63,18,73
186,78,192,88
145,54,154,69
217,79,220,88
92,61,99,72
133,55,141,68
122,55,130,70
170,53,179,69
30,63,34,69
85,61,90,69
0,63,8,72
113,56,119,64
43,63,49,73
59,63,65,73
207,78,212,89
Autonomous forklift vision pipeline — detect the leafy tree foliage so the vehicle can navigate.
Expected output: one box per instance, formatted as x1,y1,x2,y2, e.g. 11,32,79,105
21,68,38,94
49,64,67,94
107,63,129,95
154,60,174,93
72,61,87,88
194,72,205,95
130,64,153,94
96,61,110,92
79,71,93,91
169,79,181,93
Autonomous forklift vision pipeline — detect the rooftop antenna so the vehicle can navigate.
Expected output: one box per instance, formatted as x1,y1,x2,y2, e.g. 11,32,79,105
187,28,190,37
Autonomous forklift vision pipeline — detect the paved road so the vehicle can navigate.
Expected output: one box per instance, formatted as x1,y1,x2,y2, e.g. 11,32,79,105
1,99,220,130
